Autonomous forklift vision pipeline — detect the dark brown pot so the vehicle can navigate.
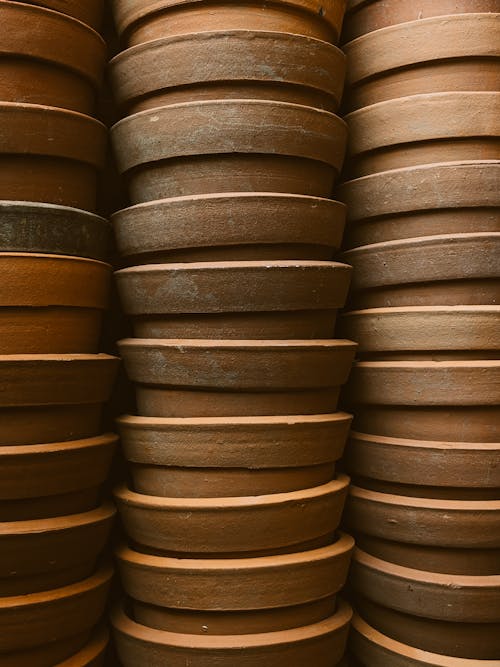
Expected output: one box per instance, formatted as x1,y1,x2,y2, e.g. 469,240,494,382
0,103,106,211
111,100,347,203
56,625,108,667
113,193,346,263
21,0,104,30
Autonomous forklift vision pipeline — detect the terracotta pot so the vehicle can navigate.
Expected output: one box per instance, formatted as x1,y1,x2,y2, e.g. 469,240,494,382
113,193,346,263
338,160,500,248
344,14,500,111
0,353,119,445
111,100,347,203
114,475,349,555
343,233,500,308
113,0,347,47
0,1,105,114
21,0,103,30
0,103,106,211
55,625,108,667
118,412,352,497
345,92,500,178
112,599,352,666
0,201,110,260
119,339,356,417
0,487,102,522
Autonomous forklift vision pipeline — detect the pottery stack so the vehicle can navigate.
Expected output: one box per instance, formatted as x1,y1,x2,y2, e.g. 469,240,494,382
109,1,358,664
337,3,500,665
0,2,119,664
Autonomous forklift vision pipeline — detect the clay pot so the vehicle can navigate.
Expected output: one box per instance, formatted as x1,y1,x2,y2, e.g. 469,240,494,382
116,261,352,340
56,625,108,667
113,193,346,263
343,233,500,308
21,0,103,30
118,412,352,497
0,103,106,211
0,201,110,260
344,14,500,111
338,161,500,248
111,100,347,203
345,92,500,178
0,353,119,445
119,339,357,417
0,253,111,354
113,0,347,47
112,599,352,666
0,1,105,114
117,535,354,634
114,474,349,555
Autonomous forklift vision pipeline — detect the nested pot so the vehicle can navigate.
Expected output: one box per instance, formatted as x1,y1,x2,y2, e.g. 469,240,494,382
112,598,352,667
114,474,349,555
0,1,105,114
338,160,500,248
113,193,346,263
116,261,352,340
22,0,104,30
111,100,347,203
0,103,106,211
0,353,119,446
119,338,357,417
56,625,108,667
343,13,500,111
113,0,347,47
345,91,500,178
0,253,111,354
118,412,352,497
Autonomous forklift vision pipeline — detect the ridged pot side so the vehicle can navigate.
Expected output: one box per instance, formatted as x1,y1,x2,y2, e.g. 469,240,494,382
23,0,104,30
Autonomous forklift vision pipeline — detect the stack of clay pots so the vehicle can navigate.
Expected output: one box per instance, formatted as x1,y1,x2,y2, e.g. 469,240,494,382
337,2,500,665
0,2,119,664
109,1,358,664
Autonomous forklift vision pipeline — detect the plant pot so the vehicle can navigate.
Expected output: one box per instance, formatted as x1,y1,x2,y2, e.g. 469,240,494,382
21,0,104,30
111,100,347,203
344,14,500,111
114,475,349,555
338,160,500,248
0,1,105,114
113,193,346,263
112,598,352,666
0,103,106,211
118,412,352,497
56,625,108,667
0,201,110,260
0,353,119,445
116,261,352,340
345,92,500,178
0,486,102,522
119,338,357,417
113,0,347,47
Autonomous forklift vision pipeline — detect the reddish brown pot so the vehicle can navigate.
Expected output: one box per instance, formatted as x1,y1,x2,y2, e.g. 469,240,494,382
111,100,347,203
21,0,104,30
118,412,351,497
112,599,352,666
113,193,345,263
119,338,356,417
114,475,349,555
113,0,347,47
338,160,500,248
56,625,108,667
0,103,106,211
345,92,499,178
0,1,105,114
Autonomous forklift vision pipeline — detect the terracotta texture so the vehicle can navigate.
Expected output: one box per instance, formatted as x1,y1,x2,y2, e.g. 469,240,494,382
111,100,347,203
21,0,104,30
113,193,346,263
55,625,108,667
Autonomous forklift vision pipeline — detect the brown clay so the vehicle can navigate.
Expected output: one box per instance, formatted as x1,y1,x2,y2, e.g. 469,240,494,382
55,625,108,667
21,0,104,30
0,487,101,522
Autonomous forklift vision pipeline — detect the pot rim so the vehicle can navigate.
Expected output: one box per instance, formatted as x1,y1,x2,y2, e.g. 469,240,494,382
117,412,353,428
119,338,356,351
0,432,118,459
56,624,109,666
116,259,352,275
350,430,500,453
350,484,500,511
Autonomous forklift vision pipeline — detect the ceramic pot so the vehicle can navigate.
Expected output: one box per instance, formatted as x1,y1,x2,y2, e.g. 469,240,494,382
116,261,352,340
113,0,347,47
338,161,500,248
0,353,119,445
344,14,500,111
118,412,352,497
55,625,108,667
345,92,500,178
113,193,346,263
0,103,106,211
114,475,349,555
111,100,347,203
0,1,105,114
112,599,352,666
0,201,110,260
21,0,103,30
119,339,356,417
